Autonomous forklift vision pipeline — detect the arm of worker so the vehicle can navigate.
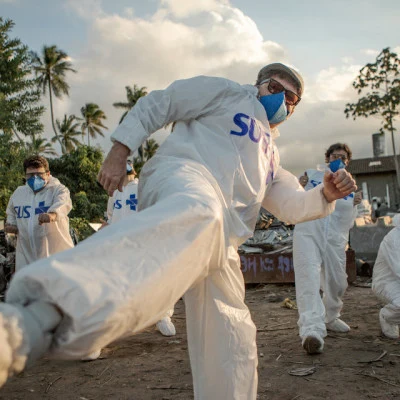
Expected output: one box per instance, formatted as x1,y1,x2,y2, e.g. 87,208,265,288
5,195,18,234
98,76,240,195
262,167,357,225
39,185,73,225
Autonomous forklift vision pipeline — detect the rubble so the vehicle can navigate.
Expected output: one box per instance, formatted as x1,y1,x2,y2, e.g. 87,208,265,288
0,230,16,300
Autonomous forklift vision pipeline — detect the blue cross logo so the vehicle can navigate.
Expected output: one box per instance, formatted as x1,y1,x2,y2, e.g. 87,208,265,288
126,194,138,211
35,201,50,215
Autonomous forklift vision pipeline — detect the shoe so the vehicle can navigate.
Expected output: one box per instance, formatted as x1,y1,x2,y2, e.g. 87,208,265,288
156,317,176,337
302,334,324,355
326,318,350,333
379,309,399,339
0,304,30,388
81,349,101,361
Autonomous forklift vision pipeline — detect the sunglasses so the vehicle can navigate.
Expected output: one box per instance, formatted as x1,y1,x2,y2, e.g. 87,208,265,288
330,153,348,161
259,78,301,106
26,172,47,179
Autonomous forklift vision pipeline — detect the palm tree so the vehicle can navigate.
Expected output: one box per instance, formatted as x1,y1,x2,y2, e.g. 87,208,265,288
80,103,107,146
26,136,57,157
113,84,148,124
143,138,159,159
52,114,82,154
30,45,76,152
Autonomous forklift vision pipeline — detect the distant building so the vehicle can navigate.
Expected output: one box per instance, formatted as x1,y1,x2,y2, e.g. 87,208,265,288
347,155,400,210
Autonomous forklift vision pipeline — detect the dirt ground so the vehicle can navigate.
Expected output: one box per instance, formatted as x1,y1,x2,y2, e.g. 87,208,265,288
1,278,399,400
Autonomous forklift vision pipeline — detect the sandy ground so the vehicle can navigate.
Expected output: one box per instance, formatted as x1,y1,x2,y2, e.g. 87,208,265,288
1,279,399,400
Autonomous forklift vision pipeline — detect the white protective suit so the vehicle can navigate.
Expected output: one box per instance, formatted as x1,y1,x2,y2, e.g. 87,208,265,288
293,168,357,339
5,76,335,400
106,178,139,224
372,215,400,327
106,178,175,327
5,177,74,271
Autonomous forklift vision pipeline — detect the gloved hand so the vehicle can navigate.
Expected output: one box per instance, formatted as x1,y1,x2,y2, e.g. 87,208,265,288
38,212,57,225
299,172,308,187
322,169,357,202
98,141,130,196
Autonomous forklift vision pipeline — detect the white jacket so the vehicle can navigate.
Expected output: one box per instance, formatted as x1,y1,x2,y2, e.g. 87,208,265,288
372,221,400,296
294,169,356,246
6,176,74,270
114,76,335,244
107,179,139,224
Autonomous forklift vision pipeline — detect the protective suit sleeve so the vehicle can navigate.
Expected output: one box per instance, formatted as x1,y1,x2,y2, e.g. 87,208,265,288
106,196,114,222
111,76,238,152
5,194,17,226
47,185,72,220
262,166,335,225
378,231,400,280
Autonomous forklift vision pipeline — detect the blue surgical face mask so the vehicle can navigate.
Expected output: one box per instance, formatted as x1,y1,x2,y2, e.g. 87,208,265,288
126,163,133,173
27,175,46,192
329,159,345,173
258,92,289,124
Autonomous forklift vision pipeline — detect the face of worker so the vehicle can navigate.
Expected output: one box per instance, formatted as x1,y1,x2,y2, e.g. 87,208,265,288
327,149,350,167
257,75,300,128
25,167,50,184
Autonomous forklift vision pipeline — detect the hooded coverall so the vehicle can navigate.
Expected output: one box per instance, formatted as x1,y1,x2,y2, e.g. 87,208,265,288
293,168,357,339
5,76,335,399
5,177,74,271
107,178,175,329
372,215,400,327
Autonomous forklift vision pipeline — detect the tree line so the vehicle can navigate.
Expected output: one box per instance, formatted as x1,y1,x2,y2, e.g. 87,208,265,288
0,17,159,237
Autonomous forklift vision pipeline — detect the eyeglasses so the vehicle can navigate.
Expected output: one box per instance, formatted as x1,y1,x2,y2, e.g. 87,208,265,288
330,153,348,161
259,78,301,106
26,172,47,179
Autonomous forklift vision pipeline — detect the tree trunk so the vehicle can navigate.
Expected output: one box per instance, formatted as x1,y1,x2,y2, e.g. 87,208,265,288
87,127,90,147
49,81,65,153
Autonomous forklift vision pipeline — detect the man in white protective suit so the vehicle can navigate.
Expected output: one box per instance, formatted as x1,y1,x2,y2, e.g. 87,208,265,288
372,214,400,339
106,162,176,338
0,64,357,399
4,155,74,271
294,143,360,355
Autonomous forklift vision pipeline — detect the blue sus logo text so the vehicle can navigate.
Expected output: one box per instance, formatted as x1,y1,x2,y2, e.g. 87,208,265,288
113,194,138,211
230,113,274,183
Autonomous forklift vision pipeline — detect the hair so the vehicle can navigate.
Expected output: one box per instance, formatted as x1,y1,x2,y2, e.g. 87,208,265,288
23,155,49,173
325,143,352,162
256,70,302,97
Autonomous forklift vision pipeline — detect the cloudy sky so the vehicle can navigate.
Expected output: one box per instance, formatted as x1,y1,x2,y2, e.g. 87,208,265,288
2,0,400,175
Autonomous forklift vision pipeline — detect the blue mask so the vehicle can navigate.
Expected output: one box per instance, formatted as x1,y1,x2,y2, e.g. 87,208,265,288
259,92,289,124
329,159,345,173
126,163,133,173
27,176,46,192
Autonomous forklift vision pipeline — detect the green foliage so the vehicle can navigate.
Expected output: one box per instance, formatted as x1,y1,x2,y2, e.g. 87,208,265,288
80,103,107,146
30,44,77,153
0,18,44,137
0,133,27,218
48,146,108,221
69,217,94,241
344,47,400,135
53,114,82,154
113,84,148,123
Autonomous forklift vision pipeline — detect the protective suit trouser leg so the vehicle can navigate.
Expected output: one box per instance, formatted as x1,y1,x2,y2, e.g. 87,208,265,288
184,246,258,400
293,234,326,338
6,176,226,359
321,245,348,324
375,281,400,325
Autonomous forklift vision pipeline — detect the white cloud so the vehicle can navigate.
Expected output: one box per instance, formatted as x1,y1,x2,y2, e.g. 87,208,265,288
57,1,399,174
57,0,289,153
306,65,361,103
361,48,379,57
